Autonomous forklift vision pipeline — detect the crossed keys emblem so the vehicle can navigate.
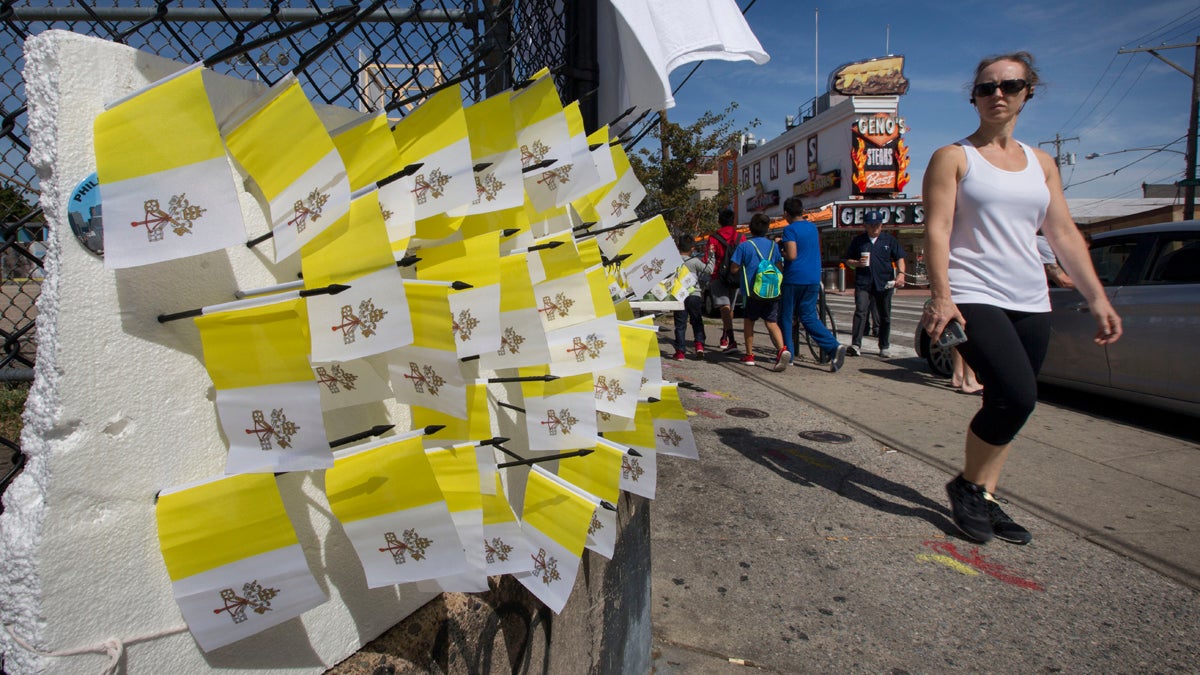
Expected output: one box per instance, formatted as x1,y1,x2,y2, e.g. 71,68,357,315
213,581,278,624
588,512,603,536
452,309,480,342
498,326,526,355
622,455,644,481
245,409,299,450
657,427,683,447
639,257,666,281
538,292,574,321
332,299,388,344
484,537,514,564
402,362,445,396
520,140,550,168
288,188,329,233
541,408,579,436
610,190,631,217
531,548,561,585
536,165,573,190
379,529,432,565
131,194,206,241
411,169,451,205
566,334,606,362
315,364,358,394
594,375,625,402
474,172,505,204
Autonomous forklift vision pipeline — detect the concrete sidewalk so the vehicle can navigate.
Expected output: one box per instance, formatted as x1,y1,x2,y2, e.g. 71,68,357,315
648,339,1199,673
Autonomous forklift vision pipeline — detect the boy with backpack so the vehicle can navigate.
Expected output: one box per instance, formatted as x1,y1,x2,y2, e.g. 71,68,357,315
703,207,744,352
729,213,789,371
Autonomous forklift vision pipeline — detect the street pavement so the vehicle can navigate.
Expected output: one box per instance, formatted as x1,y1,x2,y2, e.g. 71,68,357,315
648,304,1199,673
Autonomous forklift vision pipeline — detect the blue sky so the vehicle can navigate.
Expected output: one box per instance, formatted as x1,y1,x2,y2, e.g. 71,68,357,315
662,0,1199,201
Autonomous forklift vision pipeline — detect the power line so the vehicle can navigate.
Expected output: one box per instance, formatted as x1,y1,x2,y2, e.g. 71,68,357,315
1078,58,1153,138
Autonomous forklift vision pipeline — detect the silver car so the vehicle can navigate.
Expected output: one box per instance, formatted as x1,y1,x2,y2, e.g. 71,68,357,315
916,221,1200,417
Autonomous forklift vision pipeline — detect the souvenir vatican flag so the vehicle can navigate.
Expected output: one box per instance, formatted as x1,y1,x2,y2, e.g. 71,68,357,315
156,473,327,652
648,383,699,460
464,90,524,214
301,188,414,362
511,71,573,214
324,433,468,587
532,253,595,331
606,431,658,500
195,295,331,474
555,101,605,204
480,472,534,576
330,112,403,191
593,321,656,418
522,371,598,451
516,466,599,614
421,442,489,592
477,252,553,371
414,231,503,357
618,215,683,298
557,438,623,559
544,266,623,376
311,355,393,411
388,281,469,418
223,75,351,263
95,63,246,269
391,83,475,221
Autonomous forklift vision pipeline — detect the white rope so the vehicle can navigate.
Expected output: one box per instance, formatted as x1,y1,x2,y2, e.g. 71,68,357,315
4,622,189,675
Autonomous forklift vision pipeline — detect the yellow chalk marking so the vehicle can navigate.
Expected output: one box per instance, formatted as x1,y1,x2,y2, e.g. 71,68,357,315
916,553,979,576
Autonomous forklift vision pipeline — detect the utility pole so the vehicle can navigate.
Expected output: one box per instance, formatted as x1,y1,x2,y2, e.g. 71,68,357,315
1118,38,1199,220
1039,134,1079,173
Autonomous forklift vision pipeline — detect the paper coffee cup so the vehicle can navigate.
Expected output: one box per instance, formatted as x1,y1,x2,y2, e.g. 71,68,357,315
861,251,871,266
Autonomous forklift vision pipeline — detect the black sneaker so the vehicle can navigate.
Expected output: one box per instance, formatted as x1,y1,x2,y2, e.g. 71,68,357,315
984,493,1032,545
945,475,994,543
829,344,848,373
846,345,860,357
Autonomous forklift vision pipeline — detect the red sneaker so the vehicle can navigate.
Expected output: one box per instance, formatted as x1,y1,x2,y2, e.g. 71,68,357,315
718,334,730,350
695,341,706,355
672,350,686,361
739,354,756,366
773,348,791,372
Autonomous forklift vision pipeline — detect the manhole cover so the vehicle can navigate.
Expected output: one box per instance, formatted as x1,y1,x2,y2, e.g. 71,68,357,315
798,430,853,444
726,407,770,419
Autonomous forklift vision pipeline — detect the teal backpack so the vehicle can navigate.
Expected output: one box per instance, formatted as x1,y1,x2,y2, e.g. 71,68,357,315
745,240,782,300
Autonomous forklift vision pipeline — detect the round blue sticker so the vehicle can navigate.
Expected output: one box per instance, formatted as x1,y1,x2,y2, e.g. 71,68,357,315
68,172,104,256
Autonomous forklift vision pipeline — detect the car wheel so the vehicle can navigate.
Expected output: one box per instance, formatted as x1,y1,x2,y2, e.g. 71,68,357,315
923,332,953,378
703,291,716,318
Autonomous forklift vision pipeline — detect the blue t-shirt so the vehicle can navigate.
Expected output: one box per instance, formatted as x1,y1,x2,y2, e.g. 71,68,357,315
780,219,823,285
730,236,782,297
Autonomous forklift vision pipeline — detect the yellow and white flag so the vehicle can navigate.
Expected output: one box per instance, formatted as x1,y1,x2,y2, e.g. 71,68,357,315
388,281,469,418
511,73,573,214
593,322,656,418
415,231,503,357
411,382,493,447
195,295,331,474
302,188,413,362
324,434,468,587
330,112,404,191
532,261,595,331
422,442,489,593
223,76,351,262
477,252,553,370
555,101,605,204
618,215,684,298
648,384,699,459
156,473,327,652
464,91,524,213
587,142,646,239
544,266,623,376
516,466,599,614
392,84,475,220
604,404,659,499
311,356,393,411
522,372,598,451
480,472,533,576
95,64,246,269
557,439,623,559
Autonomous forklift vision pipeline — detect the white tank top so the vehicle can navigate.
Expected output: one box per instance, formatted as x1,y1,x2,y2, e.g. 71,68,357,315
949,139,1051,312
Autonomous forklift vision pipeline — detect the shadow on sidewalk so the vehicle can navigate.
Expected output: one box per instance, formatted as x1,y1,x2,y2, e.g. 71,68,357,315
714,427,955,535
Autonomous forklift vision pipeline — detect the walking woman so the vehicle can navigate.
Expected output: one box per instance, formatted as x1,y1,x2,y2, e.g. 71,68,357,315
921,52,1122,545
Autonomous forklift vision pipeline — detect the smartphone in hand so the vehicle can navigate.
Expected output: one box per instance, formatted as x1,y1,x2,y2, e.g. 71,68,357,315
937,320,968,349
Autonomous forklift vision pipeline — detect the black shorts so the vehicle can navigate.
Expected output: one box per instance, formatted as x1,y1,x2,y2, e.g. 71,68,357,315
744,297,779,323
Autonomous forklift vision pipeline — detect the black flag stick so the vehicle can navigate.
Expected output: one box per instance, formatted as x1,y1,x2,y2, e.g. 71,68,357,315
571,221,599,232
396,255,422,268
491,443,526,462
157,283,350,323
487,374,560,384
607,105,637,129
377,162,425,187
328,424,396,448
473,162,493,172
495,401,526,414
502,228,522,237
522,158,557,173
497,448,593,469
525,240,565,252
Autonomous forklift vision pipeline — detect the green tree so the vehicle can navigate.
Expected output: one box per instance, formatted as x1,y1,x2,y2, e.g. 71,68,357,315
628,104,758,240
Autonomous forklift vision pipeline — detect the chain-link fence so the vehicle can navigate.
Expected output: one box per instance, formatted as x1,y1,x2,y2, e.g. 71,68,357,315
0,0,598,504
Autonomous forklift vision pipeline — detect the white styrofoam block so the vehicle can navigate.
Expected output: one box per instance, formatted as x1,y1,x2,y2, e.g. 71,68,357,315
0,31,426,674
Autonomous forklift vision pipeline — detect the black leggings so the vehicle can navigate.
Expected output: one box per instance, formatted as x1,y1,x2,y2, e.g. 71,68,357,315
956,304,1051,446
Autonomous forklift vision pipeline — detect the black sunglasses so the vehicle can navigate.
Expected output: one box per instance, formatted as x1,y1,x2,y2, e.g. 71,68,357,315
972,79,1029,98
